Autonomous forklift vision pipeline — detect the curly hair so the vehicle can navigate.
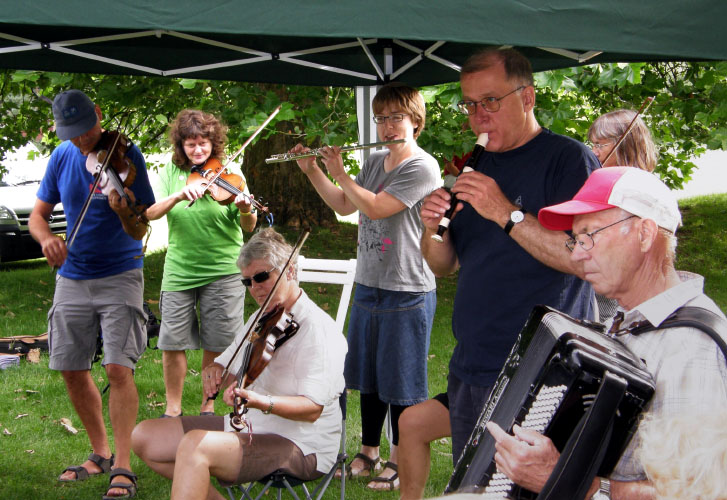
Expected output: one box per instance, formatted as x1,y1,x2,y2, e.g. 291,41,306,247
237,228,298,280
588,109,658,172
639,411,727,499
169,109,228,170
372,82,427,138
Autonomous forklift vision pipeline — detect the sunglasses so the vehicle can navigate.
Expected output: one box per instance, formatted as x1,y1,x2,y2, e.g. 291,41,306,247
241,267,277,287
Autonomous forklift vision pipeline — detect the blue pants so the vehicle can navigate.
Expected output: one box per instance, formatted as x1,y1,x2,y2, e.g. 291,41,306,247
448,372,494,465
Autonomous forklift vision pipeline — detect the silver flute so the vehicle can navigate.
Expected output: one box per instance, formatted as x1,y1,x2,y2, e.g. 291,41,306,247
265,139,405,164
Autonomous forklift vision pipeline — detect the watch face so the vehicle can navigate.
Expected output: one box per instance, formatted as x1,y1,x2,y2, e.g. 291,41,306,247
511,210,525,223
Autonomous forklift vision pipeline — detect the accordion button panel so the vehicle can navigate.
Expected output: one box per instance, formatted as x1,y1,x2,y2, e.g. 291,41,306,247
482,383,569,497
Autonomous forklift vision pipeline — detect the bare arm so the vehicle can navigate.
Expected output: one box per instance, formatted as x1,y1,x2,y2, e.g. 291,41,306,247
144,183,208,220
452,170,583,277
233,193,258,232
222,384,323,423
292,144,406,219
29,198,67,268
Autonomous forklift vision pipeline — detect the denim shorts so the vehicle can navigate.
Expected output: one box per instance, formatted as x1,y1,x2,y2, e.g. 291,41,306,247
344,284,436,406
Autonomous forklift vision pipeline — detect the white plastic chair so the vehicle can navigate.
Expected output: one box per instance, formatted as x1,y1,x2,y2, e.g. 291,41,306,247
297,256,357,334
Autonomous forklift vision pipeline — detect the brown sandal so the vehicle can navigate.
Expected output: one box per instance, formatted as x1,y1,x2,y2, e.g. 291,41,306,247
102,468,137,499
366,461,399,491
58,452,114,482
344,453,381,479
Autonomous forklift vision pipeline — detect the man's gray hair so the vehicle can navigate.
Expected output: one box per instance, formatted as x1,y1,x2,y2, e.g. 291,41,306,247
618,208,677,263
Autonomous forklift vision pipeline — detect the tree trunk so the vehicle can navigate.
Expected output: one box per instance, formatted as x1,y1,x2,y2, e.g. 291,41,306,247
242,122,338,228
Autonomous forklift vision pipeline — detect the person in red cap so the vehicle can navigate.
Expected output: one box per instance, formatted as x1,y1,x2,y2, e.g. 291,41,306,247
29,89,155,499
486,167,727,499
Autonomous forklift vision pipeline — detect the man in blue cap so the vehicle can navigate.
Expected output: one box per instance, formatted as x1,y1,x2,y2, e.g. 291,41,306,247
29,89,155,499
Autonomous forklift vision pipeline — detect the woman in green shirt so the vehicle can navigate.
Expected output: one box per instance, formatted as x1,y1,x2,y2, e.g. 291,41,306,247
145,109,257,417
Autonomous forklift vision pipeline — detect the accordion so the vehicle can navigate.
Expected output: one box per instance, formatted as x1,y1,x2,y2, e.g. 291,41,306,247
446,305,655,499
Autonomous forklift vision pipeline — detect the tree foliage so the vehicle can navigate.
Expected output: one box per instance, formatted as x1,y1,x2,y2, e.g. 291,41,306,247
418,61,727,189
2,60,725,210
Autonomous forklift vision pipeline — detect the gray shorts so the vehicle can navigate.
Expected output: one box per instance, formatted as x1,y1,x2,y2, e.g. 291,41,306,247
158,274,244,352
48,268,147,371
180,416,321,483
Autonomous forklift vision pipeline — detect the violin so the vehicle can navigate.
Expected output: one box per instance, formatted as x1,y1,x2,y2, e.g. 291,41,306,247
187,158,269,215
67,130,148,250
229,304,300,432
85,130,149,225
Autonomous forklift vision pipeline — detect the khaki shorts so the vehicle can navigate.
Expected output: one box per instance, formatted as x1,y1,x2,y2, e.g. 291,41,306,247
158,274,245,352
180,415,321,483
48,268,146,370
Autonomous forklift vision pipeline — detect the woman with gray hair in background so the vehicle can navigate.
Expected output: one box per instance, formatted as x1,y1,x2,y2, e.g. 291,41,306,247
588,108,658,171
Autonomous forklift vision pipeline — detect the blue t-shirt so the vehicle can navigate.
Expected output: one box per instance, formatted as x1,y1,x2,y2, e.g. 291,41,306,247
448,128,599,387
37,140,155,279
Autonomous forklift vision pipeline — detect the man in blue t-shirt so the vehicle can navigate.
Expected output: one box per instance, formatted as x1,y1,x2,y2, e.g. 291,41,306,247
29,89,155,499
417,48,599,474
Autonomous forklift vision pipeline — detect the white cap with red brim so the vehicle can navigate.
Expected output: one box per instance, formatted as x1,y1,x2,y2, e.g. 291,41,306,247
538,167,682,233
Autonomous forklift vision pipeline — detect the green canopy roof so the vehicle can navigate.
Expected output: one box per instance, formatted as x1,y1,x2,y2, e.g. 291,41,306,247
1,0,725,85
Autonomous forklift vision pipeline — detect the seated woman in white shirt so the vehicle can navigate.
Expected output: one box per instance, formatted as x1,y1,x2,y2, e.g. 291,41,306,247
131,228,348,500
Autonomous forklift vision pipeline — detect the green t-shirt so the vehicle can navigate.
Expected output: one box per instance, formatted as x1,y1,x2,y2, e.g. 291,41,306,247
156,161,249,291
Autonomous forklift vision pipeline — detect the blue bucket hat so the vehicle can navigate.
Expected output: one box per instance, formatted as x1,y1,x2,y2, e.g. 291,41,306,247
52,90,98,141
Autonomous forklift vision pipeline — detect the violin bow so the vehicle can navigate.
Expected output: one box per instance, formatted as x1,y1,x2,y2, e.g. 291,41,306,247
208,229,310,401
188,104,283,208
600,96,655,166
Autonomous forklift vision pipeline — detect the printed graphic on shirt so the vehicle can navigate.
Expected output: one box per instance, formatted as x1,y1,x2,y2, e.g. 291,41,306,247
358,216,394,262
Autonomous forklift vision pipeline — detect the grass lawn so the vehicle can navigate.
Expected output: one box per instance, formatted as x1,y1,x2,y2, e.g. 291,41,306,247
1,193,725,499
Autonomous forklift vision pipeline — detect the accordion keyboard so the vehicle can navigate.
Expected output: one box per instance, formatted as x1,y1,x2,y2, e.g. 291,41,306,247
481,384,569,498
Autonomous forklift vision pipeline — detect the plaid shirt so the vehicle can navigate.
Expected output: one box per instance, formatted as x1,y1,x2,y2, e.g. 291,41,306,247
608,272,727,481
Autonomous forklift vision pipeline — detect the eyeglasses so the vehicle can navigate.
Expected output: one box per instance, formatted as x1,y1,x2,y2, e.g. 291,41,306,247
586,141,614,151
457,86,526,115
241,267,277,287
565,215,637,252
373,113,409,124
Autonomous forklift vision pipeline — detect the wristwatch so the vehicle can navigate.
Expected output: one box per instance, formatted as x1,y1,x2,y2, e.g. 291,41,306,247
504,208,527,235
590,478,611,500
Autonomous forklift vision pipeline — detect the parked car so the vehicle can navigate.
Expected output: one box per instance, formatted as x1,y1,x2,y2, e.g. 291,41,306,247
0,179,67,263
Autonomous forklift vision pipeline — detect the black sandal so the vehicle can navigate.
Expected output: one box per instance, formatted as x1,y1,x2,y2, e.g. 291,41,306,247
58,452,114,482
102,468,137,499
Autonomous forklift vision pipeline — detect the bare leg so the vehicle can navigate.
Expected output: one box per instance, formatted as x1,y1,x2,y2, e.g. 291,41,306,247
58,370,112,480
398,399,451,500
164,350,188,416
105,363,139,497
132,417,186,479
170,430,243,500
200,350,221,414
